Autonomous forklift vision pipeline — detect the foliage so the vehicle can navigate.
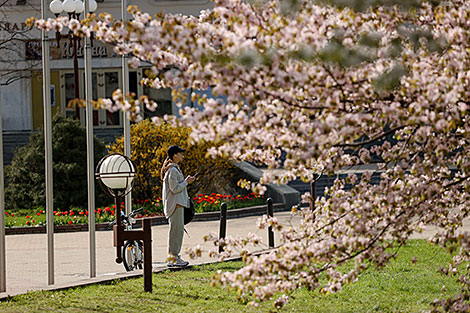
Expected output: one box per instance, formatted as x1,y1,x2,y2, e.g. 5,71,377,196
108,119,237,204
0,241,463,313
35,0,470,310
4,114,107,211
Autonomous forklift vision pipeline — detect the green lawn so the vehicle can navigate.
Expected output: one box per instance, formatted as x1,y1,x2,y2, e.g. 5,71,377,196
0,240,462,312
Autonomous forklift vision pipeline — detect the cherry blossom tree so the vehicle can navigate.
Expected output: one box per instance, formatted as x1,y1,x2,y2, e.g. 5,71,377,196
32,0,470,310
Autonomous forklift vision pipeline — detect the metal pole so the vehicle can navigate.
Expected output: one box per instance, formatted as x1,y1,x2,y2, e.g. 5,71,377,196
114,194,123,263
267,198,274,248
122,0,132,216
218,202,227,253
41,0,54,285
71,31,80,120
0,96,6,292
84,0,96,278
143,218,152,292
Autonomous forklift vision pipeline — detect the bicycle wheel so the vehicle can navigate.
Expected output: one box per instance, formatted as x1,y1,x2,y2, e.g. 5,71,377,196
122,241,143,271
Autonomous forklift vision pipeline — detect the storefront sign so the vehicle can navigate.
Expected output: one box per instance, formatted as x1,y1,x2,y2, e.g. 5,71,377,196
0,22,32,32
25,39,118,60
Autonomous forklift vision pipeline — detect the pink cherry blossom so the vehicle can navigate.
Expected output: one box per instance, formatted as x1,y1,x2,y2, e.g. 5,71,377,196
33,0,470,310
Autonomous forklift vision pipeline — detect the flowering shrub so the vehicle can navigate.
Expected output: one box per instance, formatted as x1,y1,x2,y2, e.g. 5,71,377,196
193,193,265,213
108,119,238,205
5,207,116,227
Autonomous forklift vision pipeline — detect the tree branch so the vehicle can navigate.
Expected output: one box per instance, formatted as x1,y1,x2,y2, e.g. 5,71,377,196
334,125,406,148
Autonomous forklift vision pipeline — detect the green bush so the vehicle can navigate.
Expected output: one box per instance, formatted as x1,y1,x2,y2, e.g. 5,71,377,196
4,114,107,211
108,119,238,204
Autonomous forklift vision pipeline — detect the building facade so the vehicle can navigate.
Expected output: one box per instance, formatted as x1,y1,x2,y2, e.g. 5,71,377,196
0,0,211,162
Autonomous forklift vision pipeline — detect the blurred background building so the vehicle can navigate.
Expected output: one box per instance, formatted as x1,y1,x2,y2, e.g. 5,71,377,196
0,0,212,163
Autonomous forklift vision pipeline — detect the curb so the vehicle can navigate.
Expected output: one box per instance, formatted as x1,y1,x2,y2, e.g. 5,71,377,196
5,203,286,236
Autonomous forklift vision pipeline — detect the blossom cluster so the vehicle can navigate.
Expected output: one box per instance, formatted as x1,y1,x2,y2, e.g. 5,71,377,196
33,0,470,310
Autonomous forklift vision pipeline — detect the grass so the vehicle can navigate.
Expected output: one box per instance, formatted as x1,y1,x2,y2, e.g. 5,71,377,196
0,240,463,312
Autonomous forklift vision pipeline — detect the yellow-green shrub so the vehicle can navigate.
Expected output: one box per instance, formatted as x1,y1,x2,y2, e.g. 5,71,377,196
108,119,236,204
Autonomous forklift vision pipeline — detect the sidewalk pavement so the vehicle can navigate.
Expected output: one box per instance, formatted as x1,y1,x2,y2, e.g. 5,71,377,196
0,211,301,299
0,211,466,299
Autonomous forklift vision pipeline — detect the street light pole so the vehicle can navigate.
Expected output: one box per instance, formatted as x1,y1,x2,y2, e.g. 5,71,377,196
50,0,93,121
49,0,98,280
71,28,80,119
84,0,96,278
63,0,84,120
122,0,132,216
0,93,6,292
42,0,55,286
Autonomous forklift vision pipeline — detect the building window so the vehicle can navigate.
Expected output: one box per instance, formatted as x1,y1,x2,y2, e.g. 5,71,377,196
60,68,174,128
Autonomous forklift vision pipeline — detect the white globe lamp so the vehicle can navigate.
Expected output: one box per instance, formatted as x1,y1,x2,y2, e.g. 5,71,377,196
89,0,98,12
96,154,136,196
75,0,85,14
49,0,63,15
63,0,77,13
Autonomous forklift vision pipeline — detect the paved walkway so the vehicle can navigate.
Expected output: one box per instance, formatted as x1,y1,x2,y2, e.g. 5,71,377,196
0,211,301,298
1,211,467,299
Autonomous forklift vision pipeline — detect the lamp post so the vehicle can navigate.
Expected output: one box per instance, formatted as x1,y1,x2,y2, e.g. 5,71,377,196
49,0,98,278
96,153,153,292
48,0,98,120
41,0,55,286
96,153,136,233
122,0,132,217
0,93,5,292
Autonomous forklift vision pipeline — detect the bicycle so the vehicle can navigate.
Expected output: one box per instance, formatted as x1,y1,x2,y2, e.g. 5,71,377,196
108,208,144,272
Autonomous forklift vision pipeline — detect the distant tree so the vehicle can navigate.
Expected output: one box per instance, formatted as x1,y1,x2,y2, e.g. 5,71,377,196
5,115,107,210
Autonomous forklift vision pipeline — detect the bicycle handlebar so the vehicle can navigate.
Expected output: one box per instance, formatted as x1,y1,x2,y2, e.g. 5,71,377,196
129,207,145,218
106,207,146,228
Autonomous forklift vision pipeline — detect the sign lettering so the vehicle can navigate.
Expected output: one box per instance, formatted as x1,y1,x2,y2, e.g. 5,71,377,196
25,39,116,60
0,22,32,32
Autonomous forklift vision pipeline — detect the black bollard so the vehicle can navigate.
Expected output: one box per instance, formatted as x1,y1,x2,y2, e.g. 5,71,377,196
143,218,152,292
267,198,274,248
219,202,227,253
310,180,315,211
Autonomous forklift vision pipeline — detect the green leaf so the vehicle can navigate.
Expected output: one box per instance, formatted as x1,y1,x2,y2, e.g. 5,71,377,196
373,64,407,91
318,40,371,67
358,32,381,48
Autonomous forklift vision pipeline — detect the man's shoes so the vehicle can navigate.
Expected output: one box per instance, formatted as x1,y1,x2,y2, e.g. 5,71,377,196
167,255,189,268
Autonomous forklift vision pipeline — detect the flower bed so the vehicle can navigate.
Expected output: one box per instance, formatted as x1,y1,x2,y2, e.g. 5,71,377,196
5,202,285,235
4,193,265,228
